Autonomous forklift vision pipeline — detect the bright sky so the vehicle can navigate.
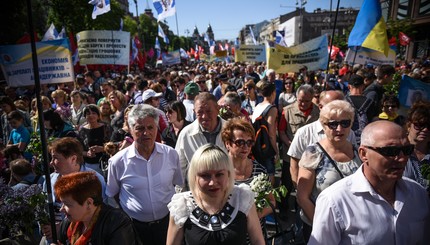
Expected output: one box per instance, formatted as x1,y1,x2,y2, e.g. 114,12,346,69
131,0,364,41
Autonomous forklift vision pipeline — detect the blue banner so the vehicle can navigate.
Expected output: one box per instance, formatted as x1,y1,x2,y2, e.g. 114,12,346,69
398,75,430,107
0,39,74,87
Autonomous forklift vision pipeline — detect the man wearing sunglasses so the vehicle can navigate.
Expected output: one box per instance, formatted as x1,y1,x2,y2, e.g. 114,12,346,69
309,121,430,244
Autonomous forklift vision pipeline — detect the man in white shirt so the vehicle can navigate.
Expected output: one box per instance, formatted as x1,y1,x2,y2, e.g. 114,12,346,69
106,104,183,245
175,92,227,189
182,82,199,122
309,121,430,244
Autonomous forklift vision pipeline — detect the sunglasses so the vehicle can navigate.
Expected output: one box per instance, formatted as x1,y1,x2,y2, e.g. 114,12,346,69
413,122,430,131
284,82,294,85
196,80,205,84
232,139,254,147
364,145,414,157
325,119,351,130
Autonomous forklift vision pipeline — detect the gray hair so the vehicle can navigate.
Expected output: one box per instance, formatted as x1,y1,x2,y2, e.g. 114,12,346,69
296,84,314,97
223,92,241,107
127,104,159,128
319,100,355,124
188,144,235,197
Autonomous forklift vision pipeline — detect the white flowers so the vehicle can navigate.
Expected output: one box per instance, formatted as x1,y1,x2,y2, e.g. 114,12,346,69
250,173,271,194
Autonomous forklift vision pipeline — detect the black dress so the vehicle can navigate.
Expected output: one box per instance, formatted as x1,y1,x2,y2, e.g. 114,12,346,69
167,184,255,245
79,124,110,164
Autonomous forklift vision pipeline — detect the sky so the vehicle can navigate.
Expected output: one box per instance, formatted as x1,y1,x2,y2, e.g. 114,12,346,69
131,0,364,41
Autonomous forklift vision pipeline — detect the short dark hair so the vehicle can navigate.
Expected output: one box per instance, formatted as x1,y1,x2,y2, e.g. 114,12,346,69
376,65,396,79
49,137,84,165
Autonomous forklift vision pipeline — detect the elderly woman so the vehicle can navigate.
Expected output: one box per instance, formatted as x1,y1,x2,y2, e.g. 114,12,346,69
278,77,297,112
221,118,275,241
162,101,191,148
167,144,265,245
54,172,141,245
78,105,111,174
297,100,361,225
403,101,430,192
220,92,250,121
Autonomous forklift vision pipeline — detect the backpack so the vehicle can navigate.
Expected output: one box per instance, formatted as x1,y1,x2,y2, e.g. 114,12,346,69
345,96,373,145
251,105,276,164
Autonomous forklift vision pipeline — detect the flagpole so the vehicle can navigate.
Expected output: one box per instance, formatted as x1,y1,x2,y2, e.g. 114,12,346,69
25,0,58,242
325,0,341,87
175,12,180,37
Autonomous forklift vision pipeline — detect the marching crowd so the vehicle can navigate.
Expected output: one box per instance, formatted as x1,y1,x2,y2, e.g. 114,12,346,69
1,59,430,244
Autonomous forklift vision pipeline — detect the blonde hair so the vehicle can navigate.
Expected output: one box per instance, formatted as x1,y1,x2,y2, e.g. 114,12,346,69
188,144,235,196
319,100,355,124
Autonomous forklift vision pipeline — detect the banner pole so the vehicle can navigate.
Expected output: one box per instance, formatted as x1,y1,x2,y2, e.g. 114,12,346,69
25,0,58,242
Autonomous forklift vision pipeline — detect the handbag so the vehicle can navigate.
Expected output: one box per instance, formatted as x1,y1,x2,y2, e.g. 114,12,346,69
299,143,346,226
266,202,295,245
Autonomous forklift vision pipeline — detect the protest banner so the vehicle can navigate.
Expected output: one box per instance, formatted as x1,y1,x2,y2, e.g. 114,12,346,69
234,45,266,63
0,39,74,87
398,75,430,107
77,30,130,65
267,35,328,73
344,47,395,66
162,50,181,66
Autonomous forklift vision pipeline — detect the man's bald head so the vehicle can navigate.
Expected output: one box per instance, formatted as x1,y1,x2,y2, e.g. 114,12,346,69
319,90,344,108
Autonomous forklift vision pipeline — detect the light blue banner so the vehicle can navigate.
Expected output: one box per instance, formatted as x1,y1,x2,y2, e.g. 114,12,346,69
0,39,74,87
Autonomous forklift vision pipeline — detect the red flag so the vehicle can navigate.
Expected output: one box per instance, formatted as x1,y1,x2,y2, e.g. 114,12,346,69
198,46,203,54
388,36,397,46
328,46,339,60
218,43,224,51
399,32,411,46
190,48,195,55
231,47,235,56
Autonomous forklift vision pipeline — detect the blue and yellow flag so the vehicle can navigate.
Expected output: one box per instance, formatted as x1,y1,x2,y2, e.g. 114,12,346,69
348,0,389,56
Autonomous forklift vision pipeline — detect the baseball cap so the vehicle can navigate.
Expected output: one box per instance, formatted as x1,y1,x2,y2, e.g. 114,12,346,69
184,82,200,95
141,89,163,103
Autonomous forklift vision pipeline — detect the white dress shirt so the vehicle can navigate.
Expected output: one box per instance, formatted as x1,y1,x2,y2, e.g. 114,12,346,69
309,166,430,245
106,142,183,222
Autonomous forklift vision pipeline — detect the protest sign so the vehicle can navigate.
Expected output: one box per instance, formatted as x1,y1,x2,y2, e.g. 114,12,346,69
398,75,430,107
162,50,181,66
77,30,130,65
344,47,395,66
0,39,74,87
267,35,328,73
234,45,266,63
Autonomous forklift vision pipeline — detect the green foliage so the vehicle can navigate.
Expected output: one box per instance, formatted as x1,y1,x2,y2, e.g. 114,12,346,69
47,0,125,34
27,133,54,176
250,173,288,212
384,72,401,96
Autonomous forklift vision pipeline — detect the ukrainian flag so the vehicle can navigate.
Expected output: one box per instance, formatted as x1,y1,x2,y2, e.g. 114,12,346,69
348,0,389,56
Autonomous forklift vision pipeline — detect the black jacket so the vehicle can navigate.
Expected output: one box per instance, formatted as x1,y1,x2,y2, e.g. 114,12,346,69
59,204,142,245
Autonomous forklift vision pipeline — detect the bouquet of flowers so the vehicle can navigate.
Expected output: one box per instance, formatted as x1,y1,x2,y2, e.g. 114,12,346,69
0,179,49,239
249,173,288,212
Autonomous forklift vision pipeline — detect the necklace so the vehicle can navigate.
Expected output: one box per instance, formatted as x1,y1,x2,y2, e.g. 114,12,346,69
191,193,234,231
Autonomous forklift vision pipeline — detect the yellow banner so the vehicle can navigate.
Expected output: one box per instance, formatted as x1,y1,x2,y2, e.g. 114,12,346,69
215,50,227,57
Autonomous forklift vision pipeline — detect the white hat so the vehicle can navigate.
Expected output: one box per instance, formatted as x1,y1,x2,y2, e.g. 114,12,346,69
141,89,163,103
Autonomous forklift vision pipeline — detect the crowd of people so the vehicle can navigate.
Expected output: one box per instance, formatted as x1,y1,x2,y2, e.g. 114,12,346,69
1,59,430,244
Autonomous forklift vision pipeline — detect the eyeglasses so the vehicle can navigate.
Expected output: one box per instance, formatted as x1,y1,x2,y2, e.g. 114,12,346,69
325,119,351,130
413,122,430,131
364,145,414,157
232,139,254,147
196,80,205,84
284,82,294,85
